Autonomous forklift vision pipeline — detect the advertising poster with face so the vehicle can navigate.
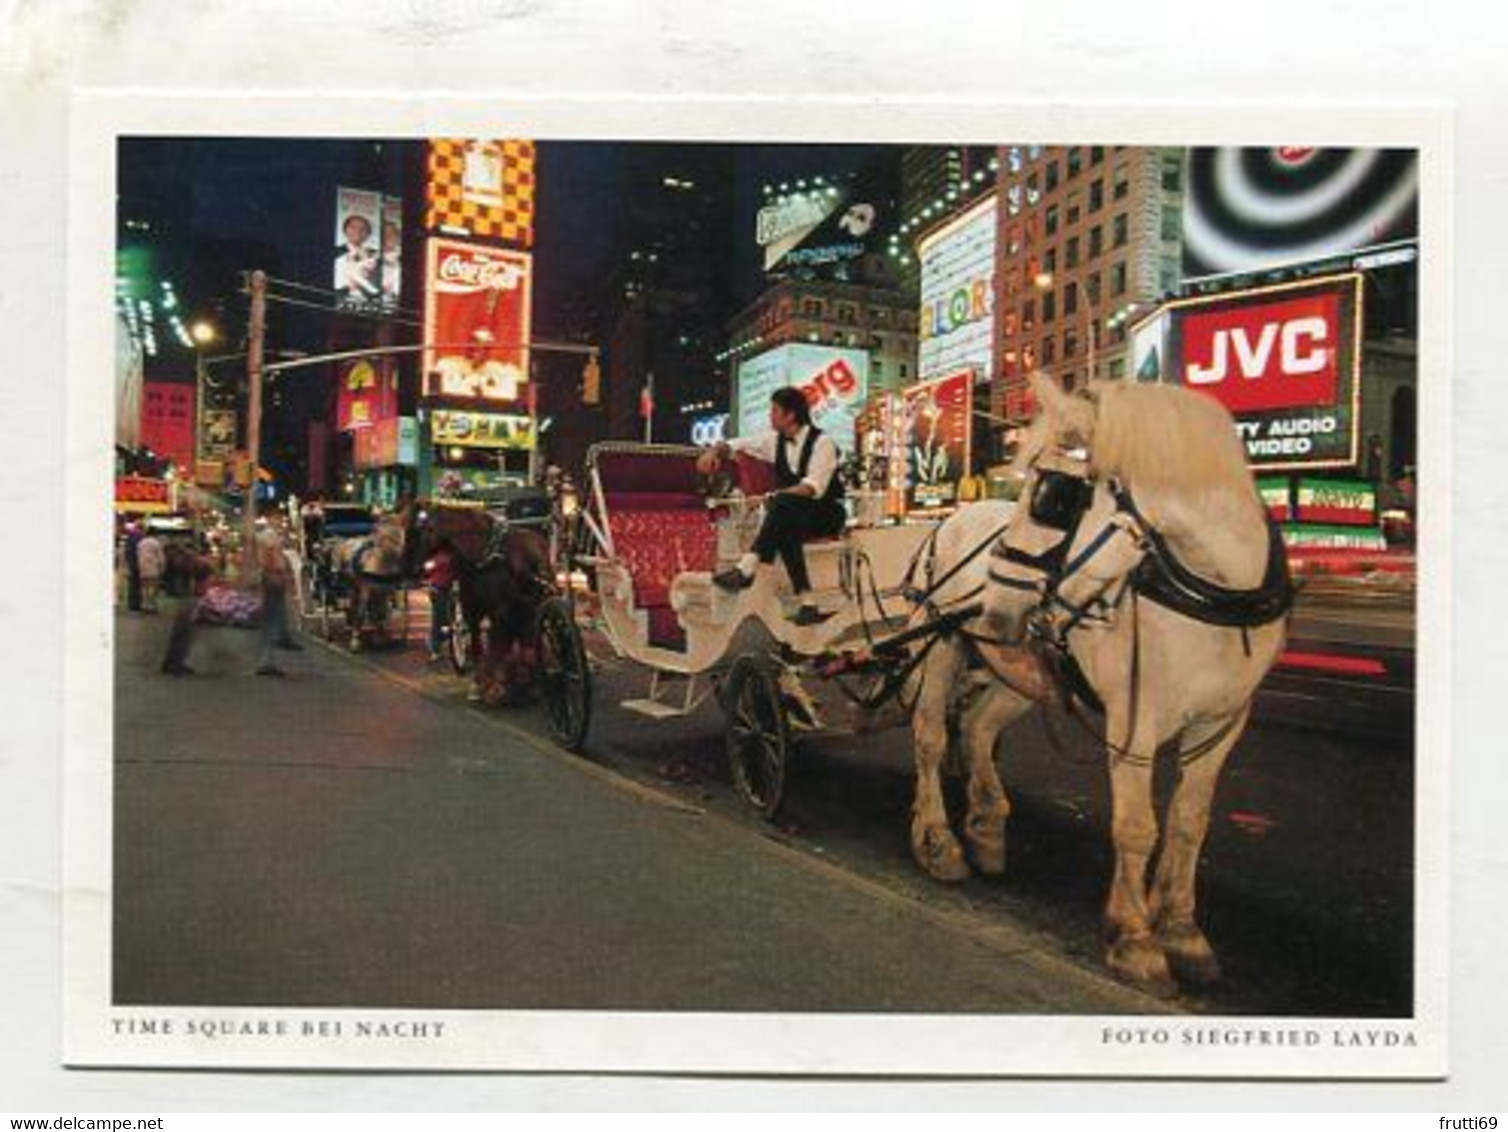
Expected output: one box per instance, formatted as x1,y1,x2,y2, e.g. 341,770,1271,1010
334,186,382,308
900,369,973,510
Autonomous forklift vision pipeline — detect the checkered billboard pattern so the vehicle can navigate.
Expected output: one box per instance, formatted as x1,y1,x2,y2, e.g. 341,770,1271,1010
424,139,536,247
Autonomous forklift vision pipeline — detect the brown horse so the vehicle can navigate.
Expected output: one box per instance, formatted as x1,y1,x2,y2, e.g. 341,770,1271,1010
406,502,555,703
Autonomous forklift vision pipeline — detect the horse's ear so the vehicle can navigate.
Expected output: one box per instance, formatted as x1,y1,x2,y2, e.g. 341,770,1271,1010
1027,369,1096,450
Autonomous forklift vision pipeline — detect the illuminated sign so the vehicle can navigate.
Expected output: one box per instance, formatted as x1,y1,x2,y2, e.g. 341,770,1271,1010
1294,477,1377,526
900,370,973,510
334,187,401,312
735,344,869,452
690,414,729,447
114,476,171,514
140,381,195,469
1164,274,1363,470
423,238,533,404
424,139,536,247
335,358,398,432
430,409,536,450
200,410,236,459
1183,148,1418,278
917,193,996,384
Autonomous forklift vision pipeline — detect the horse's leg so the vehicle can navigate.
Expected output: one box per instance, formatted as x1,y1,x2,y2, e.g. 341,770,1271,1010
1151,707,1248,987
466,616,485,702
907,640,970,882
959,684,1032,876
1102,704,1177,999
347,585,363,651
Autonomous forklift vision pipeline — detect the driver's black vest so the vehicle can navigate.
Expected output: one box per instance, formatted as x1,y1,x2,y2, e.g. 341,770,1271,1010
775,427,845,505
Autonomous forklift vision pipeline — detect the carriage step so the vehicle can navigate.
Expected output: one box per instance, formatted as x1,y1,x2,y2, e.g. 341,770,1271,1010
620,697,693,720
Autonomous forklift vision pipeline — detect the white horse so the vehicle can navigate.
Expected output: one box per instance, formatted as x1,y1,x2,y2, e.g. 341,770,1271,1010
904,371,1291,997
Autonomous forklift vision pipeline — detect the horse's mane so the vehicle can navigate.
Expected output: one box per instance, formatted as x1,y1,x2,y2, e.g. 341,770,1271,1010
1090,383,1258,503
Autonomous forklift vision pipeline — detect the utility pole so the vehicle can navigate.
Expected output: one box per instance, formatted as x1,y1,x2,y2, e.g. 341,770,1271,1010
243,269,267,575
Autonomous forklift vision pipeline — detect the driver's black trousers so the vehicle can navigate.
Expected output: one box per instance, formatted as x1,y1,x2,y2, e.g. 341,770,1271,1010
752,494,845,594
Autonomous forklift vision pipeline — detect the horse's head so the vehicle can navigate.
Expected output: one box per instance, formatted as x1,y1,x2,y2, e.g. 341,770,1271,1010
983,372,1111,645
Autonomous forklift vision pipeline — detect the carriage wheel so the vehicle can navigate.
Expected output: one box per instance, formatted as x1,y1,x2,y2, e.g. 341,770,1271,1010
448,597,473,675
724,654,791,821
537,596,591,751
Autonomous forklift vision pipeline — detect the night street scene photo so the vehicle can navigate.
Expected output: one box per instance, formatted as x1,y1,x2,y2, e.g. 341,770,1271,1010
99,131,1427,1073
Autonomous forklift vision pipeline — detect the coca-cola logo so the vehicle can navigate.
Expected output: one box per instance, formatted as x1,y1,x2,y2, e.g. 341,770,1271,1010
436,253,523,290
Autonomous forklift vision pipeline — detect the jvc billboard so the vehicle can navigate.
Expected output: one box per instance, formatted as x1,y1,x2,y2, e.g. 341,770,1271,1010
734,344,869,452
1154,274,1364,471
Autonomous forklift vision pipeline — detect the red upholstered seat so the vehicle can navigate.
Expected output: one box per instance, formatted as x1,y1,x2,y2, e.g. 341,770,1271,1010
593,447,719,648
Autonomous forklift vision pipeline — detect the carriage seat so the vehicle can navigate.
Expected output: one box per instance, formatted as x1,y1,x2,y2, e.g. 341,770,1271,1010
732,453,845,546
595,447,719,647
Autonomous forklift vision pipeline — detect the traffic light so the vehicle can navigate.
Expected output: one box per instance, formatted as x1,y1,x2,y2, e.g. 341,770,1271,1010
581,354,601,406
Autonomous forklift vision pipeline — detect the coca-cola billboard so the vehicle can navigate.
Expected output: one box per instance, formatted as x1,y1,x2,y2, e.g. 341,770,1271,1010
422,237,532,405
1166,274,1363,471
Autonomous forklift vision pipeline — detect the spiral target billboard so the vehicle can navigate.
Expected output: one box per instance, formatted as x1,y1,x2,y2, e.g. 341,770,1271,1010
1182,147,1418,279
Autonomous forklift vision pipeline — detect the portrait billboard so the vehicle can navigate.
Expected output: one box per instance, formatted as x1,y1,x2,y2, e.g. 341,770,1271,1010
335,357,398,432
734,343,869,452
422,237,533,405
333,186,382,309
917,193,996,385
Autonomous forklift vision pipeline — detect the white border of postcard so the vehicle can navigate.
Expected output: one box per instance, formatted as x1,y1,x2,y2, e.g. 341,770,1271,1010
64,92,1452,1077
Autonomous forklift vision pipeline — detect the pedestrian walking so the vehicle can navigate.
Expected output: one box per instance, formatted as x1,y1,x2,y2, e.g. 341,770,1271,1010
136,529,165,613
123,522,143,611
160,542,214,677
255,517,293,677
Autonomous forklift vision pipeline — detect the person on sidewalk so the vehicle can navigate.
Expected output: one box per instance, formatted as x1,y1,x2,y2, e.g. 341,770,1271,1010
423,544,457,663
254,517,294,677
136,529,165,613
160,543,215,677
123,522,143,612
697,386,845,627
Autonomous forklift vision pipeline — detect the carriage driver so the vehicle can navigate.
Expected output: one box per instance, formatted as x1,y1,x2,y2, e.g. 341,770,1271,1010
698,386,845,627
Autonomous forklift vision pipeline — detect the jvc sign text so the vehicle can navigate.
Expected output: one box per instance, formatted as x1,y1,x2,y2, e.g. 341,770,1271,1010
1182,293,1341,413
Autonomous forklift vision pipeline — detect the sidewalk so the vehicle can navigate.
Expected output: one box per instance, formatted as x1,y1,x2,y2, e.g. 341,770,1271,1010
112,604,1162,1015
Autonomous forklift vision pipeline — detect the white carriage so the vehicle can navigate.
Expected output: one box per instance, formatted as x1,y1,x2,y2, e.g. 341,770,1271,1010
536,441,943,817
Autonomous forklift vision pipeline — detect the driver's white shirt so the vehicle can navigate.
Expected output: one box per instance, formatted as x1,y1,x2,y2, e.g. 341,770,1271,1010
727,426,839,497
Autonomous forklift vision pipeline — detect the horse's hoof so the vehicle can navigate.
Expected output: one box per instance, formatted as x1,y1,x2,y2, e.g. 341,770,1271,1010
965,826,1008,877
1106,936,1179,1000
912,827,971,883
1158,925,1222,987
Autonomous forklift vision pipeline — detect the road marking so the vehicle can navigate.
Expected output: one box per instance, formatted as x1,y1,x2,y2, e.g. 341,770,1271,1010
303,630,1172,1013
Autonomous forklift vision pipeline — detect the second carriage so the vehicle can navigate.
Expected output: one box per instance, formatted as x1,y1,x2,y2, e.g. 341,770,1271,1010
536,441,953,818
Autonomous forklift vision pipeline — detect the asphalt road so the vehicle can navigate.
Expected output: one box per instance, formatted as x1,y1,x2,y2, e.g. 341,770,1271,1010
315,584,1416,1019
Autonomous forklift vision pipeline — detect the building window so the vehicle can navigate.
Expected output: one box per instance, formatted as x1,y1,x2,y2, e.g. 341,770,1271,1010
1045,204,1059,236
1162,159,1182,193
1066,236,1080,269
900,363,909,380
1067,148,1083,178
1086,272,1101,306
1090,179,1104,212
1089,225,1103,258
1043,248,1057,274
873,359,884,381
1026,172,1041,206
1161,205,1181,242
1042,336,1056,364
837,303,856,324
1022,298,1036,330
1064,281,1078,316
1067,200,1081,227
802,298,823,317
1045,161,1060,192
1064,327,1078,358
1113,213,1129,248
1091,145,1105,165
871,307,890,325
1111,261,1127,295
1042,290,1057,323
1113,168,1130,200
